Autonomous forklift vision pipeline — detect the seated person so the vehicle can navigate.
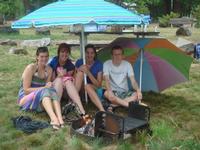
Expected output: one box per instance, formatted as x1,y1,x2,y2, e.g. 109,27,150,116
48,43,88,117
17,47,64,130
75,44,105,111
103,45,142,109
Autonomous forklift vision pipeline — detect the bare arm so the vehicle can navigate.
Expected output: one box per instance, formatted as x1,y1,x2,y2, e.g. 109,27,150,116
87,71,102,88
104,75,112,91
78,64,102,87
129,75,142,100
46,66,53,82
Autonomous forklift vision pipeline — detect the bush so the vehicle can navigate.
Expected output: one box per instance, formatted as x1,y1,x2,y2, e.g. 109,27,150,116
158,12,180,27
192,5,200,28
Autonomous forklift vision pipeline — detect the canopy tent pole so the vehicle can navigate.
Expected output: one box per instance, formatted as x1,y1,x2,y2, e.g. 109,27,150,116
80,25,88,103
139,49,143,92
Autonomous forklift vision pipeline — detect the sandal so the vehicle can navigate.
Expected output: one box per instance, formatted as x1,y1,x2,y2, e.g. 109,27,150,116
50,122,60,130
60,123,65,128
107,105,114,113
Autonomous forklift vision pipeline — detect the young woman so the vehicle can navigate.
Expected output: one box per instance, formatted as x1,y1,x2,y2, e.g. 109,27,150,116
18,47,64,130
49,43,87,116
75,44,105,111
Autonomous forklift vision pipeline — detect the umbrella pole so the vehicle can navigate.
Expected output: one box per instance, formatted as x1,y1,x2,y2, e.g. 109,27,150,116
139,49,143,91
80,25,88,104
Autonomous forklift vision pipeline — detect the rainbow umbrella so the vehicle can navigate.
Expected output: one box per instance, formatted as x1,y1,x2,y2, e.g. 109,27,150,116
98,37,193,92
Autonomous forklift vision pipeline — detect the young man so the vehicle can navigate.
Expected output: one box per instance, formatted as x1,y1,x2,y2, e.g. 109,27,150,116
103,45,142,108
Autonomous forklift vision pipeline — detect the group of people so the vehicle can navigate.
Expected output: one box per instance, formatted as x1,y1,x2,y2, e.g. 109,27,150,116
17,43,142,130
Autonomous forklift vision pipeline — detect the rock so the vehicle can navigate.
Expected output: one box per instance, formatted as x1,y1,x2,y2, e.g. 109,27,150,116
0,26,19,33
20,38,51,47
36,27,50,35
176,27,191,36
9,47,28,55
180,43,195,55
0,39,17,46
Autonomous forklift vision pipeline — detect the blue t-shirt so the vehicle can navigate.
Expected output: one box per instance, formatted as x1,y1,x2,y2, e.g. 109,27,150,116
48,56,75,76
75,59,103,83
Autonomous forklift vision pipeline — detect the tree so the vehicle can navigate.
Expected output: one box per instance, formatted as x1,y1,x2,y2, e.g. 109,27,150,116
0,0,16,23
192,4,200,27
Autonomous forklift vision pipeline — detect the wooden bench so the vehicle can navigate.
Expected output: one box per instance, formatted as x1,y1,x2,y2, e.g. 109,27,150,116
170,17,196,28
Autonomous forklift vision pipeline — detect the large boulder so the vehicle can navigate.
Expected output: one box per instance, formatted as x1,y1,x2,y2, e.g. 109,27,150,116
9,47,28,55
20,38,51,47
176,27,191,36
0,39,17,46
36,27,50,35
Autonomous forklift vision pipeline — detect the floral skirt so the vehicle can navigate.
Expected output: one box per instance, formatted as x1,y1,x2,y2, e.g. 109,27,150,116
18,88,58,112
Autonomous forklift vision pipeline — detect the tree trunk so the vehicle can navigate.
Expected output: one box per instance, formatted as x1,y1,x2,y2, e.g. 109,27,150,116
23,0,31,14
163,0,171,14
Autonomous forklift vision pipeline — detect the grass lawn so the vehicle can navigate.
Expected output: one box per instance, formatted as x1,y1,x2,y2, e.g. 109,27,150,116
0,26,200,150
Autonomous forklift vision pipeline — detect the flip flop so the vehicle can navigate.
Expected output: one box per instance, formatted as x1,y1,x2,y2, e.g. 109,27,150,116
106,105,114,113
60,123,65,128
50,122,60,130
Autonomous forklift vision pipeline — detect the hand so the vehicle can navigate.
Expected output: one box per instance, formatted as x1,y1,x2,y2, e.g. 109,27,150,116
57,67,66,77
78,65,89,74
136,90,142,100
45,82,53,88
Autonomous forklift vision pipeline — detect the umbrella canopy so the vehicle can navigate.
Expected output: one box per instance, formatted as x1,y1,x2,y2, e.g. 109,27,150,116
98,37,193,92
12,0,143,28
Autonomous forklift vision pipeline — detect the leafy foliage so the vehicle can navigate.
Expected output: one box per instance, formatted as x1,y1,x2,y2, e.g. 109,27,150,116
158,12,180,27
192,5,200,28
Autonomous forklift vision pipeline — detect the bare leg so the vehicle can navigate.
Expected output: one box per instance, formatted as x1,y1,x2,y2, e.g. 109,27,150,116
75,71,84,92
65,80,85,114
42,97,59,125
52,100,64,125
85,84,105,111
53,78,63,101
123,93,138,103
104,90,129,107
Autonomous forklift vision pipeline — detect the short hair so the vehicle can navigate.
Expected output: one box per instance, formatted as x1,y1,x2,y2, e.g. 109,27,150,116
57,43,71,56
85,44,97,60
36,47,49,56
111,45,124,54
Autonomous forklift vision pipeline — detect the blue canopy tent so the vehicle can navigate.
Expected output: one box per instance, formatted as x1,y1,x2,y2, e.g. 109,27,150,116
12,0,143,102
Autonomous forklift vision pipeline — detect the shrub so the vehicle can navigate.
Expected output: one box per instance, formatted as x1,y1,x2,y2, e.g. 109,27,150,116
158,12,180,27
192,5,200,28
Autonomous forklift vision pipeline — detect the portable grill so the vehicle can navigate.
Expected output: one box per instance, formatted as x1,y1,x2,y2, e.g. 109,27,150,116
71,102,151,140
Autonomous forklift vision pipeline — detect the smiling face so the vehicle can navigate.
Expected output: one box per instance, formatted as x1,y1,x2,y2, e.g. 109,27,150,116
36,52,49,66
58,48,69,63
86,47,96,63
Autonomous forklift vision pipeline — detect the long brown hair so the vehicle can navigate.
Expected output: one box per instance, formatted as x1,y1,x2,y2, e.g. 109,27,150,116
36,47,49,62
57,43,71,58
85,44,97,60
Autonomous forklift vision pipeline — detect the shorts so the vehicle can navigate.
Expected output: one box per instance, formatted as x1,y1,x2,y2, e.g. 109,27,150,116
112,91,135,99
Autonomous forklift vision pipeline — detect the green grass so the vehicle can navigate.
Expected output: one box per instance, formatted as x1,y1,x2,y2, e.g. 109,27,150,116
0,26,200,149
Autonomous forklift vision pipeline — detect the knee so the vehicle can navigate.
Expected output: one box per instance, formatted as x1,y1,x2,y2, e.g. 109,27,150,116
65,80,73,86
104,90,116,103
54,78,62,85
42,96,51,103
104,90,108,97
